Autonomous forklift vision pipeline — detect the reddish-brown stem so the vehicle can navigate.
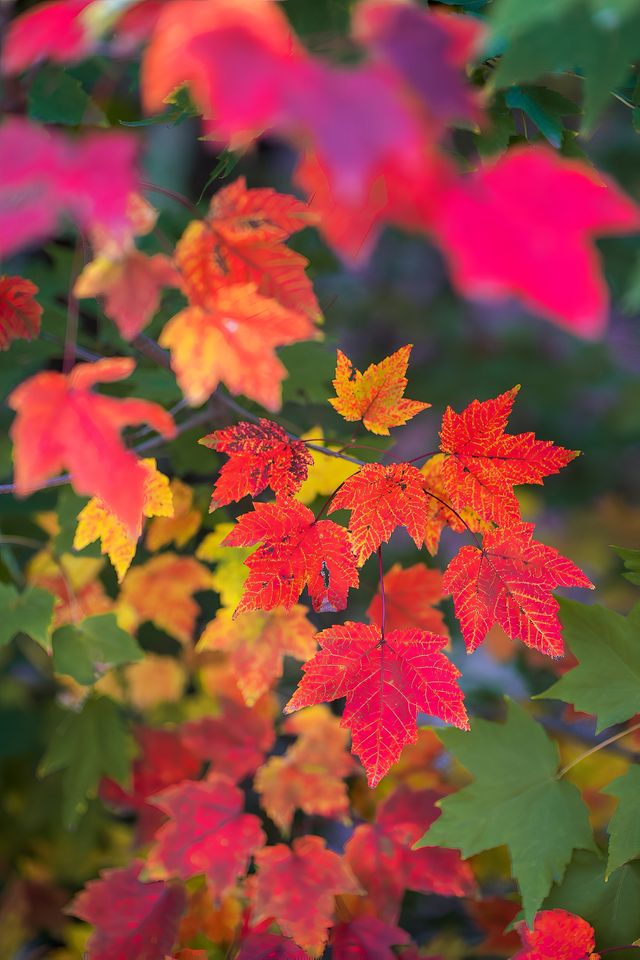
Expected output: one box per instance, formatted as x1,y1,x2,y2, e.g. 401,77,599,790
405,450,440,465
601,947,640,955
139,178,201,217
377,546,387,641
423,487,485,550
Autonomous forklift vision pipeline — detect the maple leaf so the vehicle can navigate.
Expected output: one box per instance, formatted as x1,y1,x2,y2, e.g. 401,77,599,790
514,909,600,960
443,522,594,657
466,898,521,956
1,0,95,74
420,453,492,554
252,835,362,955
433,146,640,337
236,933,309,960
196,523,251,609
118,553,213,644
330,462,430,565
100,726,202,844
296,427,359,504
254,705,356,832
329,345,429,436
68,860,186,960
178,886,242,951
439,386,578,526
74,458,174,582
181,695,275,782
223,500,359,615
345,785,475,923
0,276,42,350
75,251,179,340
9,358,175,538
148,774,265,902
198,605,317,707
367,562,448,636
201,419,314,509
117,653,187,712
27,551,112,627
146,479,201,552
332,917,410,960
285,621,468,787
0,117,139,258
160,284,316,410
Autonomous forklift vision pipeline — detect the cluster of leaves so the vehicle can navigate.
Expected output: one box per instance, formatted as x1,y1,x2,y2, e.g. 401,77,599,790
1,1,640,959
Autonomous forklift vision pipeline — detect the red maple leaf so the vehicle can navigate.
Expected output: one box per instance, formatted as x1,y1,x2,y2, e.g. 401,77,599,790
514,909,600,960
332,916,410,960
439,386,578,525
367,562,448,636
443,522,594,657
100,726,202,845
330,463,430,565
0,0,94,74
0,276,42,350
9,358,176,538
285,621,468,787
467,897,521,955
236,932,309,960
148,774,265,901
67,860,186,960
0,117,138,259
433,146,640,338
345,785,475,923
252,836,362,955
201,419,314,509
223,500,359,615
181,695,275,782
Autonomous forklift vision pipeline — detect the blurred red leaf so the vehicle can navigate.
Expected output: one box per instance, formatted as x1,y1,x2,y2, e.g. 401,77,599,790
181,695,275,782
0,276,42,350
367,562,447,636
236,932,309,960
332,916,410,960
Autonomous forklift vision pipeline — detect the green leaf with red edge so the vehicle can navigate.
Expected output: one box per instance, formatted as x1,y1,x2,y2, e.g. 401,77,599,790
443,522,593,657
0,275,42,349
147,774,265,901
439,386,578,526
330,462,430,565
200,419,313,509
223,499,359,614
285,621,468,787
67,860,186,960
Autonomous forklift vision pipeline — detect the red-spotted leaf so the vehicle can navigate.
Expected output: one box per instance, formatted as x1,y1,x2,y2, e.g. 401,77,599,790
367,562,447,636
330,463,430,565
439,386,578,525
9,358,175,538
433,146,640,338
223,500,359,615
67,860,186,960
236,933,309,960
345,786,475,923
100,726,202,845
514,909,600,960
0,275,42,350
0,117,138,258
181,696,275,782
332,916,411,960
252,836,362,956
201,419,313,509
443,522,594,657
285,622,468,787
148,775,265,901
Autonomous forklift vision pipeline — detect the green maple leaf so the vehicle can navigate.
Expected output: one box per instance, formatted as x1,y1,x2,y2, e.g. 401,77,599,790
416,699,595,923
52,613,143,685
603,767,640,877
0,582,55,650
539,598,640,731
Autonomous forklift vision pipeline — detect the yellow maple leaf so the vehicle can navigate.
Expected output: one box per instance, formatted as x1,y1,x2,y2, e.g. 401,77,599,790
329,344,429,435
73,458,174,582
196,523,252,609
145,478,201,551
98,653,187,711
296,427,359,504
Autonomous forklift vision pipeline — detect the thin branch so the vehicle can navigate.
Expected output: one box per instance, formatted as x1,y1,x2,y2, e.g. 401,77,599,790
557,720,640,779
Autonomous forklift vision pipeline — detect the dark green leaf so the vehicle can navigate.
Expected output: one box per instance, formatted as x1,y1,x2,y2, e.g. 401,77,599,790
27,66,106,127
52,614,143,685
603,767,640,876
613,545,640,584
0,583,55,651
504,85,579,146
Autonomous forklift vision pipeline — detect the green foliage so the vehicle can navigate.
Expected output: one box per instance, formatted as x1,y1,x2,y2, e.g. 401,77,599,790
0,582,55,650
418,699,595,923
27,65,106,126
38,696,133,828
614,545,640,584
603,767,640,876
540,598,640,731
51,613,143,685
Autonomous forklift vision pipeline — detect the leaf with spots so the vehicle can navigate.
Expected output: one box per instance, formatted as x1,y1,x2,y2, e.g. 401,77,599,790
0,275,42,349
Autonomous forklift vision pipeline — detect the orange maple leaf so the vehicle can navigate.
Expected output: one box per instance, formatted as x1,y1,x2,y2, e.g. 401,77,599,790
367,562,448,636
74,458,174,582
439,386,578,525
420,453,492,554
145,478,201,552
27,551,111,627
286,621,468,787
198,605,316,706
252,836,362,955
118,553,213,644
223,500,359,615
9,358,176,537
329,345,429,435
330,462,430,565
0,275,42,349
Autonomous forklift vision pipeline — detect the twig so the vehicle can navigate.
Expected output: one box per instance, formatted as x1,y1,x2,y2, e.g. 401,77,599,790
557,720,640,779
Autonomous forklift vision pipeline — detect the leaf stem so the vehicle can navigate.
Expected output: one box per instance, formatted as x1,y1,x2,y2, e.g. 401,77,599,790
557,719,640,779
